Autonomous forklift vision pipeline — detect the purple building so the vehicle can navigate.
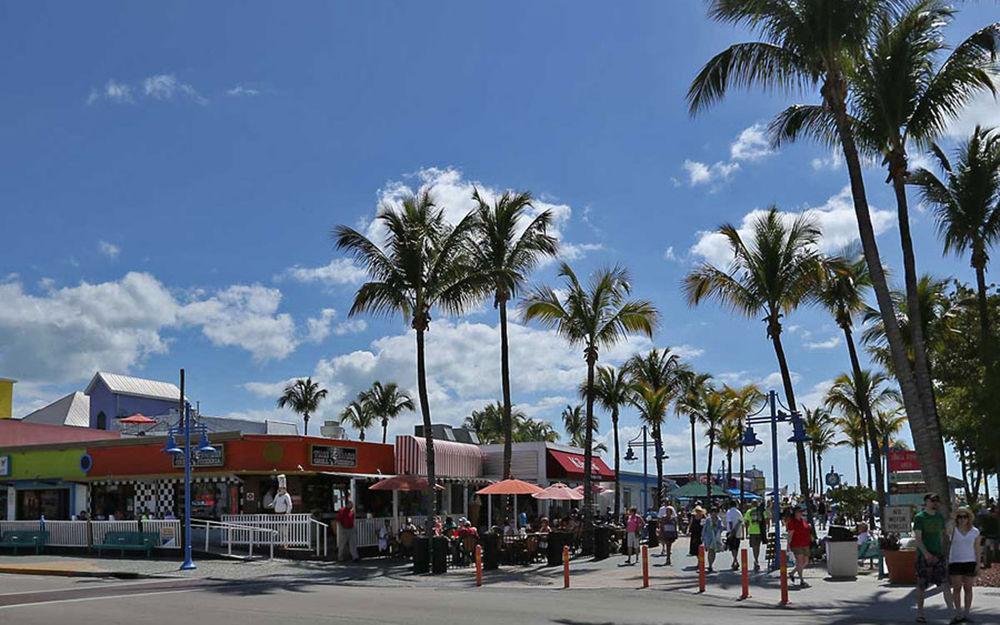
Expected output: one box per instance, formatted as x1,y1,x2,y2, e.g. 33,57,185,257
84,372,182,431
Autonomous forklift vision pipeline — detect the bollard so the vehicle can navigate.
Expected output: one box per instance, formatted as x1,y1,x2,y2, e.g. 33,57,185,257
475,544,483,587
697,544,706,593
740,548,750,600
779,549,789,606
563,545,570,589
641,545,649,588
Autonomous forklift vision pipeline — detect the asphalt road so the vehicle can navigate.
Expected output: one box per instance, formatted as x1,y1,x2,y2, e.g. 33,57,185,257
0,575,965,625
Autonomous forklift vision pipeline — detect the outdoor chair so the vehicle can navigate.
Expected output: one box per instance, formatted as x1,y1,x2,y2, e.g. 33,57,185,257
460,534,478,566
858,539,881,569
398,530,416,559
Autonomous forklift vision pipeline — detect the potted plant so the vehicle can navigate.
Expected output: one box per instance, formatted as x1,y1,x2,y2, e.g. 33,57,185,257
880,533,917,584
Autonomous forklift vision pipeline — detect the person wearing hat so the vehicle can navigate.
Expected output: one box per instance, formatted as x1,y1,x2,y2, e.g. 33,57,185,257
688,503,706,557
913,493,953,623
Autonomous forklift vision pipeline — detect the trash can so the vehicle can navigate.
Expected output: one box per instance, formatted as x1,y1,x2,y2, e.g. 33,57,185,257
413,536,430,574
825,526,858,579
645,518,659,549
548,531,572,566
593,525,611,560
431,535,448,575
482,532,501,571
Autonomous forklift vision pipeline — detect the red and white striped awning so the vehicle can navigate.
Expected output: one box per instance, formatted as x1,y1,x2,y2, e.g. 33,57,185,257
395,435,483,478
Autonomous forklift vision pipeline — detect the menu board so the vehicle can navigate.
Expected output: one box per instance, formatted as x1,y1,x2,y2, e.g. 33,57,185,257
311,445,357,468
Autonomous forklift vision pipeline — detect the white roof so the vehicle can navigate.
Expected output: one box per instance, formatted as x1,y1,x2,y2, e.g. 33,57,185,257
85,372,182,402
21,391,91,427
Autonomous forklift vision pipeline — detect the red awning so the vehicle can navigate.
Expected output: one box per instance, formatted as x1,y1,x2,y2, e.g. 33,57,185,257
546,449,614,481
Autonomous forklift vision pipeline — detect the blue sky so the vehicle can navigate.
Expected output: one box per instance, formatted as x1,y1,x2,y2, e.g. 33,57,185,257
3,1,998,490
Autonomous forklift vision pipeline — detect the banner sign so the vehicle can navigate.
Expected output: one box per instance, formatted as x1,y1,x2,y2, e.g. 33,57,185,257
887,450,920,472
885,505,913,534
311,445,357,468
172,444,225,468
889,481,928,495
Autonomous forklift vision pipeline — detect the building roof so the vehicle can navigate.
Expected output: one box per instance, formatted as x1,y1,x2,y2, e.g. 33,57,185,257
139,414,299,436
20,392,91,427
84,372,182,402
0,419,119,448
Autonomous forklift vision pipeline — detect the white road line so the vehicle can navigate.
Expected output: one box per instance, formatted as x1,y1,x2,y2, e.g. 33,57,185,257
0,588,201,610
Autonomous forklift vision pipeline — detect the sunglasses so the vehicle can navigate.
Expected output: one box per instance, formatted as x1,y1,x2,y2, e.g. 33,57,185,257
956,514,969,520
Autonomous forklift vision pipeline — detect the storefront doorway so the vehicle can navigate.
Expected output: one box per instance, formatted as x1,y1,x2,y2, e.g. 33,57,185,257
16,488,69,520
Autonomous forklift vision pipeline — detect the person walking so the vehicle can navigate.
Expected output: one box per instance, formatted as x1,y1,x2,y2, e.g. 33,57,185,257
914,493,953,623
688,503,705,557
785,505,811,587
657,501,669,556
947,507,981,624
624,507,641,565
724,500,743,571
336,500,359,562
702,507,725,574
660,505,679,565
743,500,767,571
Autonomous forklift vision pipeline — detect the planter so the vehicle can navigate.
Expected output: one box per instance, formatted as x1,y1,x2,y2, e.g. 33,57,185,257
884,549,917,585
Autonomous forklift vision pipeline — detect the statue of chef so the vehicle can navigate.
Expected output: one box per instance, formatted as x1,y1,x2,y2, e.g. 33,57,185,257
270,474,293,515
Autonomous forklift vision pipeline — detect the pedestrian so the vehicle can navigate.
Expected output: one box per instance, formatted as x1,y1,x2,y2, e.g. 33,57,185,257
660,505,679,565
701,507,725,573
724,500,743,571
377,519,391,557
657,500,669,556
336,500,359,562
947,506,982,624
625,506,641,565
743,500,767,571
688,503,705,557
786,505,811,587
817,498,827,530
914,493,953,623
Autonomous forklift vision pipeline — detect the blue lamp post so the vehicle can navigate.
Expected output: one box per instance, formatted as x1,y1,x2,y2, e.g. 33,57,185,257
163,369,215,571
624,426,667,515
741,390,810,571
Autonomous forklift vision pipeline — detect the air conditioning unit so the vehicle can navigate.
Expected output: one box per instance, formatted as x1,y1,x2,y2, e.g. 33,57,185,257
320,420,346,439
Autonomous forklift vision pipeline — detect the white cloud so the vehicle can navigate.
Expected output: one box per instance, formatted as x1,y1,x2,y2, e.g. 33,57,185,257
334,319,367,336
98,240,120,259
305,309,337,343
663,246,678,262
804,336,840,350
143,74,207,104
671,344,705,360
730,123,774,162
944,78,1000,138
86,80,133,105
690,186,894,268
280,258,368,286
682,159,740,187
226,85,260,97
798,378,837,412
178,285,297,362
811,150,843,171
242,379,296,399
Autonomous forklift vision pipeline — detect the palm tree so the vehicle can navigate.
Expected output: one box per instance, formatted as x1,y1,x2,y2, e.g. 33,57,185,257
684,207,821,513
335,192,484,525
824,370,902,488
862,275,952,374
911,127,1000,388
690,0,950,507
806,413,838,499
687,386,730,499
722,383,765,504
516,417,560,443
835,411,868,487
276,377,327,436
562,404,606,452
471,189,557,480
624,348,686,506
524,263,658,542
362,381,414,444
464,402,505,444
591,365,631,520
341,396,375,441
676,371,713,480
873,408,908,449
717,417,744,492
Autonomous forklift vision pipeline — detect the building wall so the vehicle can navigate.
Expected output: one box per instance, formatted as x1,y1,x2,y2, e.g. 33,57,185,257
88,381,178,430
6,447,88,481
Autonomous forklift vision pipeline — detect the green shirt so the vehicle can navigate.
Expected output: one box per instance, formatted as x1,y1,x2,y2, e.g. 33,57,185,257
744,507,767,535
913,510,945,556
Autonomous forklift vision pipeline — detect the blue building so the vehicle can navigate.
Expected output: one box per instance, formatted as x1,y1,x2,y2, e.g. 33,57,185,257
84,372,182,431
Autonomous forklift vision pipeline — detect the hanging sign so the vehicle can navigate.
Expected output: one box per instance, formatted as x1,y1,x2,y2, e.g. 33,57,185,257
311,445,358,468
171,444,225,468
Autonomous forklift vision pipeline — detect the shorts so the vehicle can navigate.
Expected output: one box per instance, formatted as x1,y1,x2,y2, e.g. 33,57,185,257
627,532,639,549
749,534,762,550
726,534,740,551
916,555,948,588
791,546,810,558
948,561,977,577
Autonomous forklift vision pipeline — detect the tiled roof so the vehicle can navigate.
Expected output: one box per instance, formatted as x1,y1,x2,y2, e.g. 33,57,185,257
20,392,91,427
85,372,182,402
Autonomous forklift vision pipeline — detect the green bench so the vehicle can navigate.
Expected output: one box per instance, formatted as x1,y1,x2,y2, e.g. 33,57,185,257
93,531,160,558
0,530,49,555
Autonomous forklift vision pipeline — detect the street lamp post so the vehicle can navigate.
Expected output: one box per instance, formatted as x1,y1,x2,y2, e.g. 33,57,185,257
624,426,667,514
163,369,216,571
740,390,810,571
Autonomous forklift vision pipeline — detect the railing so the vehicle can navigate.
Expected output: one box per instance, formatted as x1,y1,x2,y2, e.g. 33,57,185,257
91,520,140,545
0,519,180,550
42,520,90,547
191,518,277,559
220,513,329,557
355,515,428,548
141,519,182,549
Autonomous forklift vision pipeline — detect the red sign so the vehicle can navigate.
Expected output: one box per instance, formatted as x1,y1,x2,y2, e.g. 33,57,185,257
888,450,920,472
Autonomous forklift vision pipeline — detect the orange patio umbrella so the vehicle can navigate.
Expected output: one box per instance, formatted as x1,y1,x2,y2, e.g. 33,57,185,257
532,482,584,501
369,474,444,492
476,479,544,529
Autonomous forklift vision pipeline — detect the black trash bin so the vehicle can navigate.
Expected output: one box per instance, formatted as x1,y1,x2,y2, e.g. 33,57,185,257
482,532,501,571
431,535,448,574
593,525,611,560
413,536,430,574
827,525,854,542
645,518,659,549
547,531,569,566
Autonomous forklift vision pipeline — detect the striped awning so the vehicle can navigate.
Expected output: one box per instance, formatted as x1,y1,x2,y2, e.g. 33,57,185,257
395,435,483,478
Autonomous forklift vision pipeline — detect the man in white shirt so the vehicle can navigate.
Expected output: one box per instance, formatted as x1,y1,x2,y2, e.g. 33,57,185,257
657,503,669,555
724,501,743,571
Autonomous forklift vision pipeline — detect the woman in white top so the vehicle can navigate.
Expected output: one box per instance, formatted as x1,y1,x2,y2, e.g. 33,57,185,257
947,507,981,625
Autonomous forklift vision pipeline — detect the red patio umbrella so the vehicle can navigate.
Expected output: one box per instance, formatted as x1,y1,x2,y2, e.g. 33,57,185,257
119,413,155,424
532,482,584,501
369,474,444,492
476,479,544,529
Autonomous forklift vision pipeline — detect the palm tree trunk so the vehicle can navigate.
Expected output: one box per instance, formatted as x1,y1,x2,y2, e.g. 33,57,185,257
654,423,664,508
768,324,812,514
726,450,732,490
612,409,621,522
959,445,971,502
303,413,310,437
706,433,715,499
825,79,950,510
844,327,886,511
499,299,513,480
359,429,365,442
690,416,697,477
582,352,597,552
817,455,824,499
854,446,861,487
382,418,388,445
415,326,438,536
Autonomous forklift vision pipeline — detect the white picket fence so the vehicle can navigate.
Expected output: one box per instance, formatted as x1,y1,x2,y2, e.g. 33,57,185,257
220,513,328,556
0,520,181,550
355,515,428,548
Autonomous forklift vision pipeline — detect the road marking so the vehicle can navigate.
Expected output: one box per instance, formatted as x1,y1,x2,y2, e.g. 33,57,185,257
0,578,166,598
0,588,201,610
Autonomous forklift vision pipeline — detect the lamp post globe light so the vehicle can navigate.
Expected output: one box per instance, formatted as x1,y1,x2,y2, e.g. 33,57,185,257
625,426,667,516
163,369,216,571
740,389,810,571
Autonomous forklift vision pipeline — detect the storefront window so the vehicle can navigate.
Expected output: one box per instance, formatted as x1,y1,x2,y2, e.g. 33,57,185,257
17,489,69,520
0,488,7,520
90,484,135,520
449,483,465,515
187,482,228,519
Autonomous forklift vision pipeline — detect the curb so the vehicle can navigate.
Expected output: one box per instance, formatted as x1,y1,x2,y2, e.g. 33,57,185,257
0,566,149,579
